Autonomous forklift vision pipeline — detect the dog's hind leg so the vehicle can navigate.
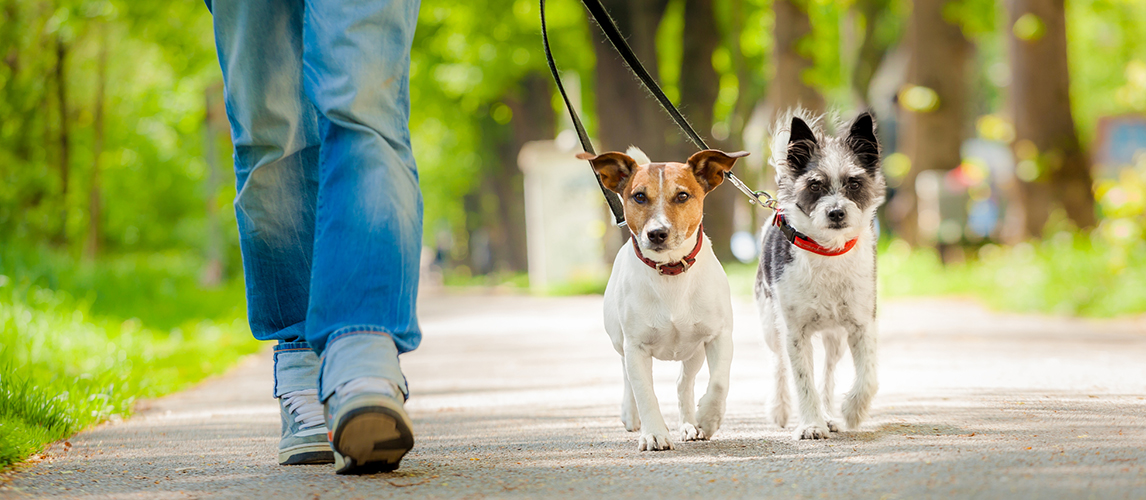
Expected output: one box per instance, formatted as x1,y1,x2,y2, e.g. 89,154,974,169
821,330,845,432
677,347,706,441
761,302,790,428
842,319,879,430
621,359,641,432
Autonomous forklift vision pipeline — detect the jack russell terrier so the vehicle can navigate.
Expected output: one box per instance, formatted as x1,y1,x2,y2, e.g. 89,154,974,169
755,109,885,440
578,146,748,451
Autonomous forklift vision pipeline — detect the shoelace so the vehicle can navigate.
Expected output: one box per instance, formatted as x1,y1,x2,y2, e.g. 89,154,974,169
282,389,326,430
335,377,399,400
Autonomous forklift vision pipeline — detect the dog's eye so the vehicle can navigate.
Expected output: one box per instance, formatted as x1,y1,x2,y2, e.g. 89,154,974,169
848,178,862,190
675,192,690,203
633,192,647,204
808,181,822,192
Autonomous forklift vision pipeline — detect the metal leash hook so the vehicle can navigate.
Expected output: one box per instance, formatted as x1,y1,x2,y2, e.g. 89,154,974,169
725,171,779,211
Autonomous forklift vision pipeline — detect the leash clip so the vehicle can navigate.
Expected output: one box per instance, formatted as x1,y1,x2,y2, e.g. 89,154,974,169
725,172,779,211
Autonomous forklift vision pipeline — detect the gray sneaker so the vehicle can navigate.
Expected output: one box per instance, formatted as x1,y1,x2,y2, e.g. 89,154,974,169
324,377,415,474
278,389,334,465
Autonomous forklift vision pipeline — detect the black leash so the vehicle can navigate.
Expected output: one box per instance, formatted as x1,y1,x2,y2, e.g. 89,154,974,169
540,0,777,228
540,0,626,225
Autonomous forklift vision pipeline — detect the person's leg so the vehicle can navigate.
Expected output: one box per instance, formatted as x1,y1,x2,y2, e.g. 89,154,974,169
209,0,330,465
301,0,422,474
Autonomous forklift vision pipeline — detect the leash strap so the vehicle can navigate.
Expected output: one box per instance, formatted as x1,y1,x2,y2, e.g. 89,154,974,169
542,0,779,226
541,0,626,226
578,0,709,151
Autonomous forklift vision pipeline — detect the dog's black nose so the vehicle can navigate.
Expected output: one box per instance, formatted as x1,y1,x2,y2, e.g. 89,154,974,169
647,229,668,245
828,208,846,222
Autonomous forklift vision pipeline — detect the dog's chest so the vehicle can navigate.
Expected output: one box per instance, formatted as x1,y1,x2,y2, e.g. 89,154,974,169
773,241,876,324
613,260,731,360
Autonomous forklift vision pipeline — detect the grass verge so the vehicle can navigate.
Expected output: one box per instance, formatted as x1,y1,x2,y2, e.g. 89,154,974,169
728,234,1146,317
0,246,259,469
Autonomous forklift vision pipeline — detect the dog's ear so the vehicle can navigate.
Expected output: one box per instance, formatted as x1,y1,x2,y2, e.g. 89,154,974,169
687,149,749,193
577,151,638,193
846,111,880,173
786,116,818,176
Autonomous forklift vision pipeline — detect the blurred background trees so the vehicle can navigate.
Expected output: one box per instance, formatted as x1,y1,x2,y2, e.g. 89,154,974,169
2,0,1146,287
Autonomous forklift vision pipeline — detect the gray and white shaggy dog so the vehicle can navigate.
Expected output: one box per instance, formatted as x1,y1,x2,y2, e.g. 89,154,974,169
754,109,886,440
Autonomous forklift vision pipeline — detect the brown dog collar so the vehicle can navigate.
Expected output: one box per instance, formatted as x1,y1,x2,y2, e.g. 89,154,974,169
631,225,705,276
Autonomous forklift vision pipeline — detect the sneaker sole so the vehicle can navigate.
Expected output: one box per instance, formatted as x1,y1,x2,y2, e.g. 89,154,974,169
331,401,414,474
278,442,335,465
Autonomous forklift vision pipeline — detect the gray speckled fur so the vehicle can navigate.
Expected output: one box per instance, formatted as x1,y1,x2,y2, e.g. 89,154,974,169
755,109,886,440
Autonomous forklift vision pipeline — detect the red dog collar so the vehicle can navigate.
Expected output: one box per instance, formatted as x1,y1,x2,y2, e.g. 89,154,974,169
632,225,705,276
773,211,858,257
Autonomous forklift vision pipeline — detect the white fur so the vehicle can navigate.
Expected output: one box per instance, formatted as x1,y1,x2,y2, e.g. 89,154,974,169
757,109,882,440
625,146,652,165
758,223,878,439
604,229,734,451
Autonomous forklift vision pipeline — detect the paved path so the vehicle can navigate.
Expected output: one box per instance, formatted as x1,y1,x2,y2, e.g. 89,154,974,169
3,293,1146,499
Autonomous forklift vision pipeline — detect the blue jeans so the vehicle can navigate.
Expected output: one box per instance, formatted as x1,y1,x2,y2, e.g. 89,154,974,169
208,0,423,402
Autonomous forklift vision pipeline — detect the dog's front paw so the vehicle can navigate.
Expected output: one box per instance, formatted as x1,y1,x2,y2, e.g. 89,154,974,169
680,422,707,441
638,429,675,451
794,423,830,440
825,419,839,433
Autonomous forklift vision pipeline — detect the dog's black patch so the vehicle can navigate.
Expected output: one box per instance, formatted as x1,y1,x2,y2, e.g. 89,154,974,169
795,173,827,216
846,112,880,174
844,174,874,211
757,222,794,299
786,117,818,176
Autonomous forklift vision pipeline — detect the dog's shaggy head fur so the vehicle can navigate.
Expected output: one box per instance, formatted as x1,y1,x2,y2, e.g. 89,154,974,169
769,109,886,249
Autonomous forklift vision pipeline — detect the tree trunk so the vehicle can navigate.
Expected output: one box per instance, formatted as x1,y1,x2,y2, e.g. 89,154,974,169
890,0,970,246
502,73,554,272
55,33,69,244
592,0,671,156
1006,0,1095,238
850,0,895,106
85,25,107,259
676,0,737,261
768,0,824,116
726,0,770,235
202,82,228,286
592,0,671,259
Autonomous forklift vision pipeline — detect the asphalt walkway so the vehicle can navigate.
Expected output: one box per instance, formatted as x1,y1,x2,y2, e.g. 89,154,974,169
3,293,1145,499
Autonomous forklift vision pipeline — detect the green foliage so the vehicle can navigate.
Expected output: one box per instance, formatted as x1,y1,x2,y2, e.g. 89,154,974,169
0,1,235,260
728,233,1146,317
802,0,848,101
1067,0,1146,145
879,235,1146,317
411,0,593,247
0,244,259,469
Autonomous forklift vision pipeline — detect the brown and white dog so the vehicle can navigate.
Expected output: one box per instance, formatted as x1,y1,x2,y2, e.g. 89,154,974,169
578,146,748,451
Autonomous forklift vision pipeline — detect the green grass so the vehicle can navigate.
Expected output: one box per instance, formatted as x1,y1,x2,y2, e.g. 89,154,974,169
728,234,1146,318
0,246,259,469
878,235,1146,317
